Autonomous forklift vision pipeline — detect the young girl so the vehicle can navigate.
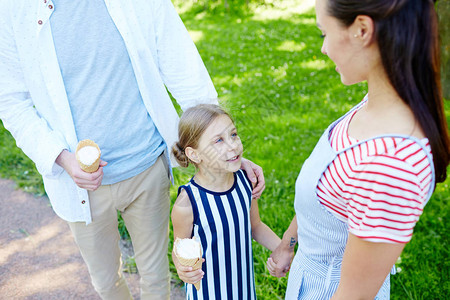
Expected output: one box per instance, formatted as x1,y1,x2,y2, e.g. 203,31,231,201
171,104,281,299
268,0,450,299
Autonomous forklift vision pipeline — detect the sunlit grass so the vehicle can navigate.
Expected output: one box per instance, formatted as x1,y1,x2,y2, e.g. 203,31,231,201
0,1,448,299
170,4,450,299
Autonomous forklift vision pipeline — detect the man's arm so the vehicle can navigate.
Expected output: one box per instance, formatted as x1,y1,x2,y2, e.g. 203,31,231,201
241,157,265,199
151,0,267,194
0,5,68,177
152,0,218,111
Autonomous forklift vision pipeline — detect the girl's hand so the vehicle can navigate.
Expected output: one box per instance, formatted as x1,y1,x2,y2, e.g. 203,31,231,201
266,257,279,276
240,157,265,199
172,252,205,284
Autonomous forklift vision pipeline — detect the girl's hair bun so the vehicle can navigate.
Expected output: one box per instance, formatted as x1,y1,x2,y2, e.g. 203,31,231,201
172,142,190,168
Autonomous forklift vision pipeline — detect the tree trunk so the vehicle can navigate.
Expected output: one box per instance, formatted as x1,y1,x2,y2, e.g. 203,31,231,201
437,1,450,99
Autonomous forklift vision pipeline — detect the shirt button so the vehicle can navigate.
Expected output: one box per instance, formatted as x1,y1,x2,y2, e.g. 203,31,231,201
49,4,53,9
38,20,43,25
81,200,86,204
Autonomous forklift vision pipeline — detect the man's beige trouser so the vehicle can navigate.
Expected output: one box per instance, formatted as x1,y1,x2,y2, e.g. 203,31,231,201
68,155,171,300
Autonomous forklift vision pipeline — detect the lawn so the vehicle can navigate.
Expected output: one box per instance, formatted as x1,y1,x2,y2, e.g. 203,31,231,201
0,1,449,299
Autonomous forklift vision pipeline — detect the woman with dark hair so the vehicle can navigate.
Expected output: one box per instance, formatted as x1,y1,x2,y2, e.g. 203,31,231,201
267,0,449,299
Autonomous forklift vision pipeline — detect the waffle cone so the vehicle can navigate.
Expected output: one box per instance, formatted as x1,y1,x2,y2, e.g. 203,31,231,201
76,139,101,173
174,238,202,291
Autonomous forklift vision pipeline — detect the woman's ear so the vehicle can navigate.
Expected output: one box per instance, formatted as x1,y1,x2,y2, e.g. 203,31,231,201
351,15,375,46
185,146,201,164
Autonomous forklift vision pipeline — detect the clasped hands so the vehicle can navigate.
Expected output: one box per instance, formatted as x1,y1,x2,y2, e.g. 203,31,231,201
266,244,295,278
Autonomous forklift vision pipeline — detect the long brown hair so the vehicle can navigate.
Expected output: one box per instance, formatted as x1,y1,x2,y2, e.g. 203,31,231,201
326,0,450,183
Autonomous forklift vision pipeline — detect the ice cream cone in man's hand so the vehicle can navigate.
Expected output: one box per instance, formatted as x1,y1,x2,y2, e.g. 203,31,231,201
76,139,101,173
174,237,203,290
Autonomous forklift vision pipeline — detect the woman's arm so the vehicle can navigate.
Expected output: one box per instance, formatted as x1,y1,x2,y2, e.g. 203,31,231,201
267,216,298,277
250,197,281,251
332,233,404,299
171,189,204,285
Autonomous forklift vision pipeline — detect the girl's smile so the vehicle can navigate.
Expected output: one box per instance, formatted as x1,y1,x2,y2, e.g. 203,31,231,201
226,154,240,162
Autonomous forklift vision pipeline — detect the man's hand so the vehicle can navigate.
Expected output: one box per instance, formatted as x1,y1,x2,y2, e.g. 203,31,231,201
172,251,204,285
56,150,107,191
240,157,265,199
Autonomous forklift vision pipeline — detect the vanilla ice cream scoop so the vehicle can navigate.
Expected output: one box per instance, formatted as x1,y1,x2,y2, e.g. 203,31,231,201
77,146,99,165
176,238,201,259
76,139,101,173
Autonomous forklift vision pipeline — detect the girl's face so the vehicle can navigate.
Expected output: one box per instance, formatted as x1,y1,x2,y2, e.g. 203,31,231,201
195,114,243,174
315,0,366,85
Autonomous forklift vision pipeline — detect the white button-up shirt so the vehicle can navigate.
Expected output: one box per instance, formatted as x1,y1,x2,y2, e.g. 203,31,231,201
0,0,218,223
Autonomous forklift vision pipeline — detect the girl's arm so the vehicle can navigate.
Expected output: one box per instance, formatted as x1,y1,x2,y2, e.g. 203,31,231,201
250,197,281,251
267,216,297,277
171,189,204,285
331,234,404,299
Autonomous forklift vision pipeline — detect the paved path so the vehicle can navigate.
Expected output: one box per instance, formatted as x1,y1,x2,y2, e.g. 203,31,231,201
0,178,185,299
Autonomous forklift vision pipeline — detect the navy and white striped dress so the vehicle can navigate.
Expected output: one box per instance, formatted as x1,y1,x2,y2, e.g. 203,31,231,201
178,170,256,300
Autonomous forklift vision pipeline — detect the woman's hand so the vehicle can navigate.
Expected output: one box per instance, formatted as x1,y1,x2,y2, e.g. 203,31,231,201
267,216,298,277
172,251,205,285
240,157,265,199
56,149,107,191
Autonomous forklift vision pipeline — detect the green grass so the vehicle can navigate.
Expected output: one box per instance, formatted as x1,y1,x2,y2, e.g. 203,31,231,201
0,124,45,195
0,1,449,299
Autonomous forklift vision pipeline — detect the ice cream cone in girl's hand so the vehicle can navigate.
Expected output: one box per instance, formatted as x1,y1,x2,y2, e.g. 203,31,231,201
76,139,101,173
174,237,203,290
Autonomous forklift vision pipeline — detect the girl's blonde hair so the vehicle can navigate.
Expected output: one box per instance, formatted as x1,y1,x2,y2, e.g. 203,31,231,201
172,104,233,168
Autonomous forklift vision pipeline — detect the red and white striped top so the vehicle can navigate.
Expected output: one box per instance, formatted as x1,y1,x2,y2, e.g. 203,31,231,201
317,103,433,244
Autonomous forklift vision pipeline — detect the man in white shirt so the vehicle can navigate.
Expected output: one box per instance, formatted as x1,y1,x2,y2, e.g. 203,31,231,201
0,0,264,299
